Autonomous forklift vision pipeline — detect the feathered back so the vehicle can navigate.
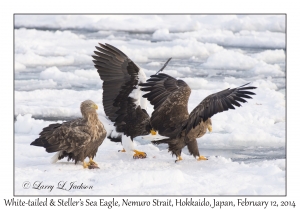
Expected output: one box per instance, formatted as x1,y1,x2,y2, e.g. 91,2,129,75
140,73,191,137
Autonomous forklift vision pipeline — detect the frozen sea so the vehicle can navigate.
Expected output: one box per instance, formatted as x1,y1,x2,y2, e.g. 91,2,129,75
14,15,286,195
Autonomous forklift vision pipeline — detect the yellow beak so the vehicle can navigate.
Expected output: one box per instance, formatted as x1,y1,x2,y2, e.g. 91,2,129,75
92,104,98,110
150,129,157,135
208,125,212,132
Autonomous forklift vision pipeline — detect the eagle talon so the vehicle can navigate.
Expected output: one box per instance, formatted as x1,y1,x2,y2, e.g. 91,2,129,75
175,156,183,163
133,150,147,159
197,156,208,161
133,154,147,159
84,158,99,169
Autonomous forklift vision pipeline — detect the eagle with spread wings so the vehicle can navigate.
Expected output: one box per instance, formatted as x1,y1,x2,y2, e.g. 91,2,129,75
93,43,256,162
93,43,162,159
140,74,256,162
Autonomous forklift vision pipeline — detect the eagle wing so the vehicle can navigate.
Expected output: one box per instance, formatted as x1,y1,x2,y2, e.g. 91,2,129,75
183,83,257,134
140,73,191,138
93,43,149,138
31,119,92,155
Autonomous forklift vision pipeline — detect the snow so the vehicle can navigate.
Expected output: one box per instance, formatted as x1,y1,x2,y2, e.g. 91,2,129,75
14,15,285,196
15,115,285,195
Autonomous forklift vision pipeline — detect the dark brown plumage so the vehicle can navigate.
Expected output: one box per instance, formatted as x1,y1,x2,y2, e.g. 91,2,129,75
30,100,106,169
140,73,256,162
93,43,154,159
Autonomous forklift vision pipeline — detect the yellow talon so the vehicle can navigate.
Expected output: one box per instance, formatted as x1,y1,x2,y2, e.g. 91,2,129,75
83,161,89,168
133,150,147,159
197,156,208,161
83,158,99,169
89,158,97,165
175,156,183,163
150,129,157,135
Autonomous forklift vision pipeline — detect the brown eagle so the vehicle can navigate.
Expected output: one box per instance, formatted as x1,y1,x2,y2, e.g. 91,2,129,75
92,43,162,159
30,100,107,169
140,73,256,162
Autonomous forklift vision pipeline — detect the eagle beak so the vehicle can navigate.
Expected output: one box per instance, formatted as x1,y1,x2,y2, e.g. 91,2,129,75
208,125,212,132
92,104,98,110
150,129,157,135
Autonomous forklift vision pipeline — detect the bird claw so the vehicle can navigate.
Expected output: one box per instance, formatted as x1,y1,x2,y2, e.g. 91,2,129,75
88,162,100,169
175,156,183,163
197,156,208,161
133,150,147,159
85,158,100,169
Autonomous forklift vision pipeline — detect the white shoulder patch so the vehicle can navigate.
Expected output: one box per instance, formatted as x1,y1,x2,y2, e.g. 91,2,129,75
128,67,148,110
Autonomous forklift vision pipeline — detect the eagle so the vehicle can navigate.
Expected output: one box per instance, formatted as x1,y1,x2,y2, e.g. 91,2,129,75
30,100,107,169
140,73,256,162
92,43,164,159
92,43,256,162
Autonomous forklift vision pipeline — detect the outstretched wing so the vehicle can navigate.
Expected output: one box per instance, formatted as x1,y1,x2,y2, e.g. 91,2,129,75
140,73,191,138
93,43,149,137
93,43,139,121
183,83,257,134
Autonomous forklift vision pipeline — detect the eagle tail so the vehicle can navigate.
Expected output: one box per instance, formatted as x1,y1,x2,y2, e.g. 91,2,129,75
30,136,51,147
30,123,62,153
31,136,60,152
50,151,62,163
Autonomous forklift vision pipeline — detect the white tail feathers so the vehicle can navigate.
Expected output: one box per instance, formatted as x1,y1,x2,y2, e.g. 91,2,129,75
50,151,62,164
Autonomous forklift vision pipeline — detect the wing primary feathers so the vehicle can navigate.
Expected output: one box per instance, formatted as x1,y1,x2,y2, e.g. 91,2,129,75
184,83,256,134
94,43,153,139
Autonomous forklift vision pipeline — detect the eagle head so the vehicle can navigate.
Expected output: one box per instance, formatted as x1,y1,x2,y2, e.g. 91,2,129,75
80,100,98,118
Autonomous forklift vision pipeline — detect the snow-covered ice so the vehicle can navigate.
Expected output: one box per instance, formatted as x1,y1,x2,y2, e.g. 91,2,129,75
14,15,285,195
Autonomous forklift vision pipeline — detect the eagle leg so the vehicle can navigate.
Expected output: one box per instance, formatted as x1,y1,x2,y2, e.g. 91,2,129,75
83,161,89,169
82,158,99,169
175,156,183,163
133,150,147,159
88,158,100,169
197,156,208,161
88,157,97,165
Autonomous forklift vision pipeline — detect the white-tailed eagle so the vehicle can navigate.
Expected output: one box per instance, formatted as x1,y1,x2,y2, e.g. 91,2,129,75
140,73,256,162
30,100,107,169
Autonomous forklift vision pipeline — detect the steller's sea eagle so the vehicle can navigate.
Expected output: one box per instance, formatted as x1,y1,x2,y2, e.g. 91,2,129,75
30,100,107,169
92,43,167,159
140,73,256,162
